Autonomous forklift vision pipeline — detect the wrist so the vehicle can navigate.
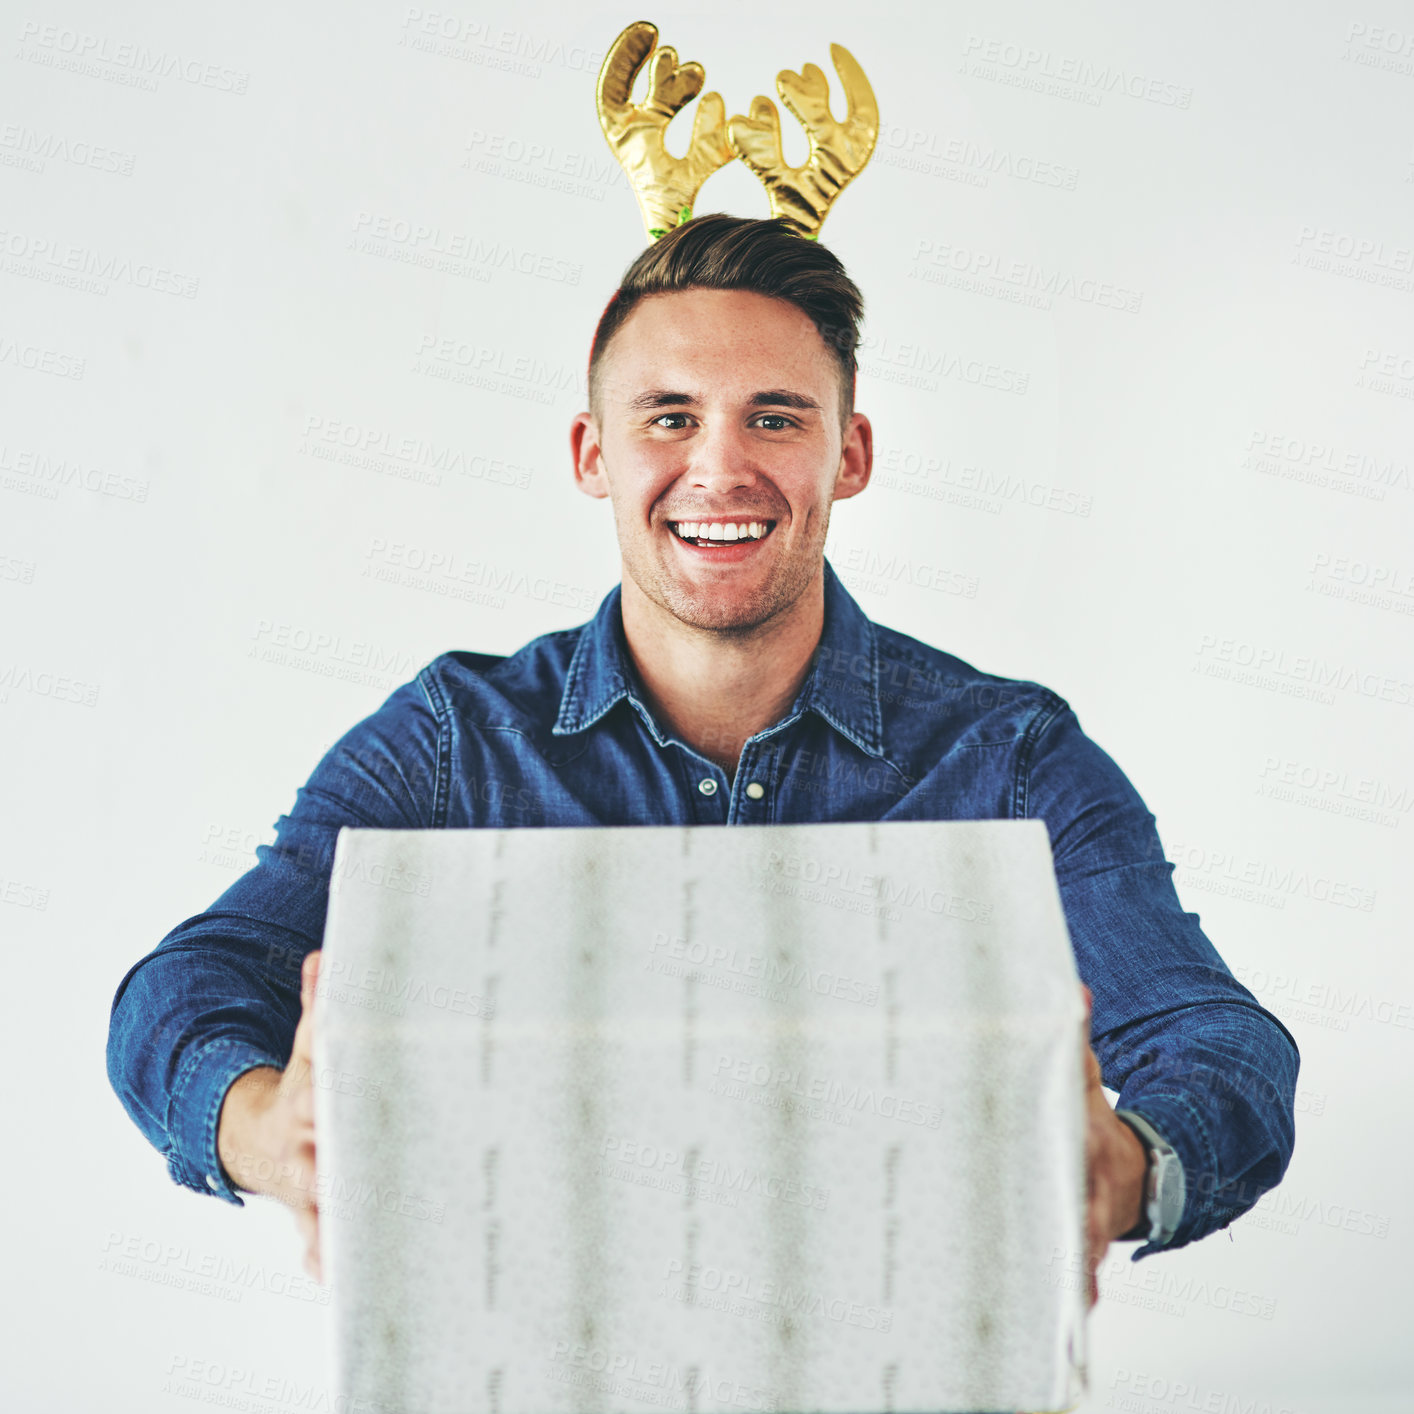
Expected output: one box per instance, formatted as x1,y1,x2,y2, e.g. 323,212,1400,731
1113,1113,1150,1240
1113,1108,1186,1245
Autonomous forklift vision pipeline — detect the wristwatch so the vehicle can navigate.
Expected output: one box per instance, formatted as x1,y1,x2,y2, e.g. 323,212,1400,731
1113,1108,1186,1244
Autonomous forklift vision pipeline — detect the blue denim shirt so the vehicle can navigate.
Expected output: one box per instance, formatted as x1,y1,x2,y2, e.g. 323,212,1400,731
107,558,1298,1262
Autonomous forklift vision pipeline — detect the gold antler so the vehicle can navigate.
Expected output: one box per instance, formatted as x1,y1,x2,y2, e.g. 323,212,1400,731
596,20,734,241
727,42,879,239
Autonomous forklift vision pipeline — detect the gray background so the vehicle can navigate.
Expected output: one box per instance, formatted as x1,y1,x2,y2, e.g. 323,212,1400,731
2,1,1410,1409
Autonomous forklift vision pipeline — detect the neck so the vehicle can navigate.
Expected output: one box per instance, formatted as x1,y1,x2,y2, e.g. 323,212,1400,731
619,569,826,778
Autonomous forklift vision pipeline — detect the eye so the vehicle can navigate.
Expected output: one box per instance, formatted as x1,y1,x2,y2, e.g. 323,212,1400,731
651,412,691,429
754,413,796,430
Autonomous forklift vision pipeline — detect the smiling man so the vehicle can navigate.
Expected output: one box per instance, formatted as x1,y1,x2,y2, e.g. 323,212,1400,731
571,269,870,776
106,214,1300,1310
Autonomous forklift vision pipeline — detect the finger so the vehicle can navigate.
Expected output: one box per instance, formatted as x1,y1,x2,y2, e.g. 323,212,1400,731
1084,1210,1102,1307
294,1203,322,1282
288,952,323,1075
286,1026,314,1083
309,1207,322,1284
1078,985,1102,1090
293,1200,318,1245
294,1132,317,1174
301,949,322,1009
277,1120,316,1175
292,1080,317,1127
309,1211,322,1283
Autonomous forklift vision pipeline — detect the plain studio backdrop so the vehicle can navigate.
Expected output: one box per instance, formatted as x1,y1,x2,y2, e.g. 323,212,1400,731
2,1,1411,1410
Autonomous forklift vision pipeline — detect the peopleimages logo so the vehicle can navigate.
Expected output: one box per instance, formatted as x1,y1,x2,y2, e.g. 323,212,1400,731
1193,633,1414,708
1170,842,1376,912
648,929,879,1007
872,123,1080,190
397,11,606,76
959,34,1193,108
762,847,992,922
545,1342,778,1414
15,22,250,93
600,1136,829,1211
351,211,582,285
0,226,199,297
0,122,137,176
1256,754,1412,829
911,238,1143,312
662,1258,893,1333
711,1053,943,1130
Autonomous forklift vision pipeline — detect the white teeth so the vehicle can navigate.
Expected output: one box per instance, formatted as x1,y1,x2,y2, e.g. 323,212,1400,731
672,520,772,542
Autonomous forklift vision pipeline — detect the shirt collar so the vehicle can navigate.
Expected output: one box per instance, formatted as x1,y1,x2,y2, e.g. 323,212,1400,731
552,557,884,758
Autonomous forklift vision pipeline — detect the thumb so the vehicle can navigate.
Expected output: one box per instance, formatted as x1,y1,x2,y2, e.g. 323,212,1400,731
301,949,322,1011
1079,983,1101,1088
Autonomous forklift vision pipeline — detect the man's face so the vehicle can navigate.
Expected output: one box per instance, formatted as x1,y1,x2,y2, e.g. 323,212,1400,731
572,288,871,634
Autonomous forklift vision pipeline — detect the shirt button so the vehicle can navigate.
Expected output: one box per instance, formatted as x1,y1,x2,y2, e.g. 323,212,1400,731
698,778,718,796
745,782,765,800
205,1173,221,1191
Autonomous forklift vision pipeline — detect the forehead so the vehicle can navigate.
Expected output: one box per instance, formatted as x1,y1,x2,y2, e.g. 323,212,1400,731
601,288,832,395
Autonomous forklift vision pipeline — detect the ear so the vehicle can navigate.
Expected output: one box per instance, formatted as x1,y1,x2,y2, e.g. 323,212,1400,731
570,411,611,499
831,411,873,503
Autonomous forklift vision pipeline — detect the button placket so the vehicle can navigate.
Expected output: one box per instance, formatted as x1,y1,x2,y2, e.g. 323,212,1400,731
727,748,770,822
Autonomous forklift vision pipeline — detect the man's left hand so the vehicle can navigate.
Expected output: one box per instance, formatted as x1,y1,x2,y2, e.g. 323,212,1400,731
1080,982,1148,1308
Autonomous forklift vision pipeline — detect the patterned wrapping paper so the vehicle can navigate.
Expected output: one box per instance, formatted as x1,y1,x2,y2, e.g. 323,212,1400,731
313,819,1088,1414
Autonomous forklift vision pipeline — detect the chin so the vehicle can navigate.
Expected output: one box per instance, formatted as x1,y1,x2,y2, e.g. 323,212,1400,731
621,538,822,633
671,598,779,633
654,567,801,634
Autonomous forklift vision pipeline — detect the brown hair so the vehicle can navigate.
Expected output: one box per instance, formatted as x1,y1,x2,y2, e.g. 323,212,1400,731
587,213,865,433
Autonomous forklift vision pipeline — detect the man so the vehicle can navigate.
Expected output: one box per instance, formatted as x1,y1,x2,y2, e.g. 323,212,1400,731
107,213,1299,1309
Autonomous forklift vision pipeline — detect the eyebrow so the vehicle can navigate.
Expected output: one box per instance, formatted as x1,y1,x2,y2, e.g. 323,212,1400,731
625,388,824,413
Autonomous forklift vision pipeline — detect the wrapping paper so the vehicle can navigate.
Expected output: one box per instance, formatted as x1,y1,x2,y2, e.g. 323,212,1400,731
313,819,1087,1413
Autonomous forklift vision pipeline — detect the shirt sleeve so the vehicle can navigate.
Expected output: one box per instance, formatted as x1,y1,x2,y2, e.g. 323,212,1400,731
105,671,442,1204
1022,695,1301,1262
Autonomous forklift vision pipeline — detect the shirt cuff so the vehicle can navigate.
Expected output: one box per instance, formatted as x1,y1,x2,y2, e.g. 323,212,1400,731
1112,1092,1215,1262
165,1037,287,1206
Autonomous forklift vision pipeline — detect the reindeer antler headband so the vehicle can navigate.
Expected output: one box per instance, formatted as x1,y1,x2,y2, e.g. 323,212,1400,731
595,19,879,242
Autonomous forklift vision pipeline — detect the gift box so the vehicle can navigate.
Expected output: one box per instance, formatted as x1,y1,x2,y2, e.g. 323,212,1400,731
313,819,1087,1413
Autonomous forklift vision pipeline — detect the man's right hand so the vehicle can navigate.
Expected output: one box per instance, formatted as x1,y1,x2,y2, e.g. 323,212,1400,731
216,949,324,1282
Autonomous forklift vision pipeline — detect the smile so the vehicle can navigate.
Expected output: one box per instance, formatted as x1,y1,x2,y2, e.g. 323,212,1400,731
668,519,776,547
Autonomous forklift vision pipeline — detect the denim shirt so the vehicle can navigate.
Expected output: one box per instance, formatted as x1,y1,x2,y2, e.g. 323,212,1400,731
107,558,1298,1263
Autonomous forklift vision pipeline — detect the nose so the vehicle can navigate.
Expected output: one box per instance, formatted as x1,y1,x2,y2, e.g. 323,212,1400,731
684,421,760,496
